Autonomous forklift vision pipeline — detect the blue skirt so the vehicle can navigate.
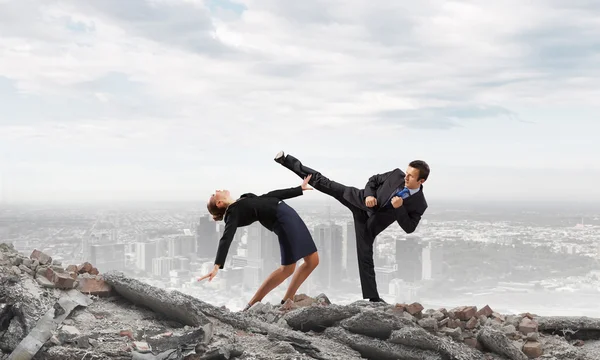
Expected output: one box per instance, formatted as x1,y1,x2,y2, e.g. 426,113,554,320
272,201,318,265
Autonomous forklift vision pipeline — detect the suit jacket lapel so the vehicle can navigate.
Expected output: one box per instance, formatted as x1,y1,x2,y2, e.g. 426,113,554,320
377,169,403,206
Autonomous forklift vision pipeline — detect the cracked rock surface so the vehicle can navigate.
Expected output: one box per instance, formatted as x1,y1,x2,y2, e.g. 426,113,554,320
1,243,600,360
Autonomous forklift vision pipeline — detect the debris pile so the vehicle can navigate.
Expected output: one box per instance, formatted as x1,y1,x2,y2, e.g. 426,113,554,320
1,242,600,360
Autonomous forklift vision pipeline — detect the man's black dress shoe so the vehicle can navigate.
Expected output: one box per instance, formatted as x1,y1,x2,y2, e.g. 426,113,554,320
369,297,387,303
274,150,285,164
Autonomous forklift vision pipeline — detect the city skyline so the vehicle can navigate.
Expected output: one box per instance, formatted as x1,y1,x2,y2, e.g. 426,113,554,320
1,200,599,316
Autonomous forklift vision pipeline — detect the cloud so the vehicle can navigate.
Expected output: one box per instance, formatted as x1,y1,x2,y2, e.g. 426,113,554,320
72,0,235,56
0,0,599,201
3,0,598,128
376,104,526,129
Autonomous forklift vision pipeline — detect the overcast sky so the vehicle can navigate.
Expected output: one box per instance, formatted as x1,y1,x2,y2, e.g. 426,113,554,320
0,0,599,204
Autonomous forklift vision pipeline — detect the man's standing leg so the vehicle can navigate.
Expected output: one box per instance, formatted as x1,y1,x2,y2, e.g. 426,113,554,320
353,212,380,301
276,151,379,299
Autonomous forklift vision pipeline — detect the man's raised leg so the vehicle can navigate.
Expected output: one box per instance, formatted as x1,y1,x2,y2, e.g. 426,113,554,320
275,151,358,210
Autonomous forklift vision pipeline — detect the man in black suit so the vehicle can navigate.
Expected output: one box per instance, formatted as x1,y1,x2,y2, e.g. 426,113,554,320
274,151,430,302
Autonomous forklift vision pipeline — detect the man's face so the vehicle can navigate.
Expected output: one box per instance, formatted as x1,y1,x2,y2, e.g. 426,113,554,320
404,166,424,189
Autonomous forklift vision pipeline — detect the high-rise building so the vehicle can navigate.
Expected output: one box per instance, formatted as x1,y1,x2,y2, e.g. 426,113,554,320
155,238,169,258
167,235,196,258
178,235,196,259
196,215,217,260
330,223,344,286
346,221,358,280
172,256,191,271
396,236,424,282
389,278,419,303
422,240,444,280
90,243,126,272
152,257,174,278
246,222,278,276
375,266,396,294
135,241,157,272
313,223,343,288
243,258,262,290
223,267,244,290
168,237,183,258
218,223,243,267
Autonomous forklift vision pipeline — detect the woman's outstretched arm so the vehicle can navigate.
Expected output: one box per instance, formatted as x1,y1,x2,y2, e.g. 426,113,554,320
213,210,239,269
261,175,313,200
261,186,303,200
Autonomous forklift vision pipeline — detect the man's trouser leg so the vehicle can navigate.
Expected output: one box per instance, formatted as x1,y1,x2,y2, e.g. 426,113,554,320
278,154,357,209
353,212,379,299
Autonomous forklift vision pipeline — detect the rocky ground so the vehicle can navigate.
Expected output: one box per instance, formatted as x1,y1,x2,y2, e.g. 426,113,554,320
1,243,600,360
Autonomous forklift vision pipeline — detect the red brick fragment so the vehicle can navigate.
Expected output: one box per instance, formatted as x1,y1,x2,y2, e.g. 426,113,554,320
120,330,134,340
451,306,477,321
78,262,93,274
30,249,52,265
44,268,75,289
406,302,424,315
464,337,484,351
465,317,479,329
77,276,112,297
476,305,493,317
519,318,538,335
522,341,543,358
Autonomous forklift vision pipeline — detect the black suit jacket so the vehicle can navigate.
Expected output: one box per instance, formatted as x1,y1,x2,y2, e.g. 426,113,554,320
344,169,428,237
213,186,303,269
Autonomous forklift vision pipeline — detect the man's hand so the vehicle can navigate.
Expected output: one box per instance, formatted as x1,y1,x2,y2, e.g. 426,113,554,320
197,265,219,282
391,196,403,209
365,196,377,208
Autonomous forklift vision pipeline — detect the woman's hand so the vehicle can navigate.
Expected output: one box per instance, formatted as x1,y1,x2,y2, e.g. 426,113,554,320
197,264,219,282
301,174,313,191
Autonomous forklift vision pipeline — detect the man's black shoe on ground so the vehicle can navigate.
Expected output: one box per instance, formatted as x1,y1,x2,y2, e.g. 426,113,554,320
369,297,387,303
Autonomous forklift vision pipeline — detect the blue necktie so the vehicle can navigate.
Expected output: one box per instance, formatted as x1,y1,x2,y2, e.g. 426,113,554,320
386,187,410,207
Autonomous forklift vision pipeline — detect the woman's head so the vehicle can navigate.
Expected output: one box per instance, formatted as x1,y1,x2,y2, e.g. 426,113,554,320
207,189,233,221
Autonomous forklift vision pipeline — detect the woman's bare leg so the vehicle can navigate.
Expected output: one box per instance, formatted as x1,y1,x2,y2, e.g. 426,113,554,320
282,252,320,302
247,264,296,307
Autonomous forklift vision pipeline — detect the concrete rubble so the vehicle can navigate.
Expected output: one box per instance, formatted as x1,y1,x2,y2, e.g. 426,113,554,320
1,242,600,360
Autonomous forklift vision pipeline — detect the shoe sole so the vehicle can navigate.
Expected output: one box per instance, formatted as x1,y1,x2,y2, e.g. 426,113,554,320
274,150,284,161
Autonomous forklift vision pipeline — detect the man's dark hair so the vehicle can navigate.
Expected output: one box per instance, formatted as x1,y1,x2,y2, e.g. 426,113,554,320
409,160,430,181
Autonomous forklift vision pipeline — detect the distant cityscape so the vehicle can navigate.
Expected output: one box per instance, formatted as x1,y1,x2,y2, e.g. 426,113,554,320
1,199,599,315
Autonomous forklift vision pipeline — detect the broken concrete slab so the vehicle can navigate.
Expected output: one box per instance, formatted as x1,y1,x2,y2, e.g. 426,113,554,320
536,316,600,340
197,344,244,360
389,326,486,360
7,290,92,360
131,349,180,360
264,323,362,359
477,327,528,360
147,327,211,353
339,309,415,339
103,271,213,333
323,326,443,360
282,304,361,332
